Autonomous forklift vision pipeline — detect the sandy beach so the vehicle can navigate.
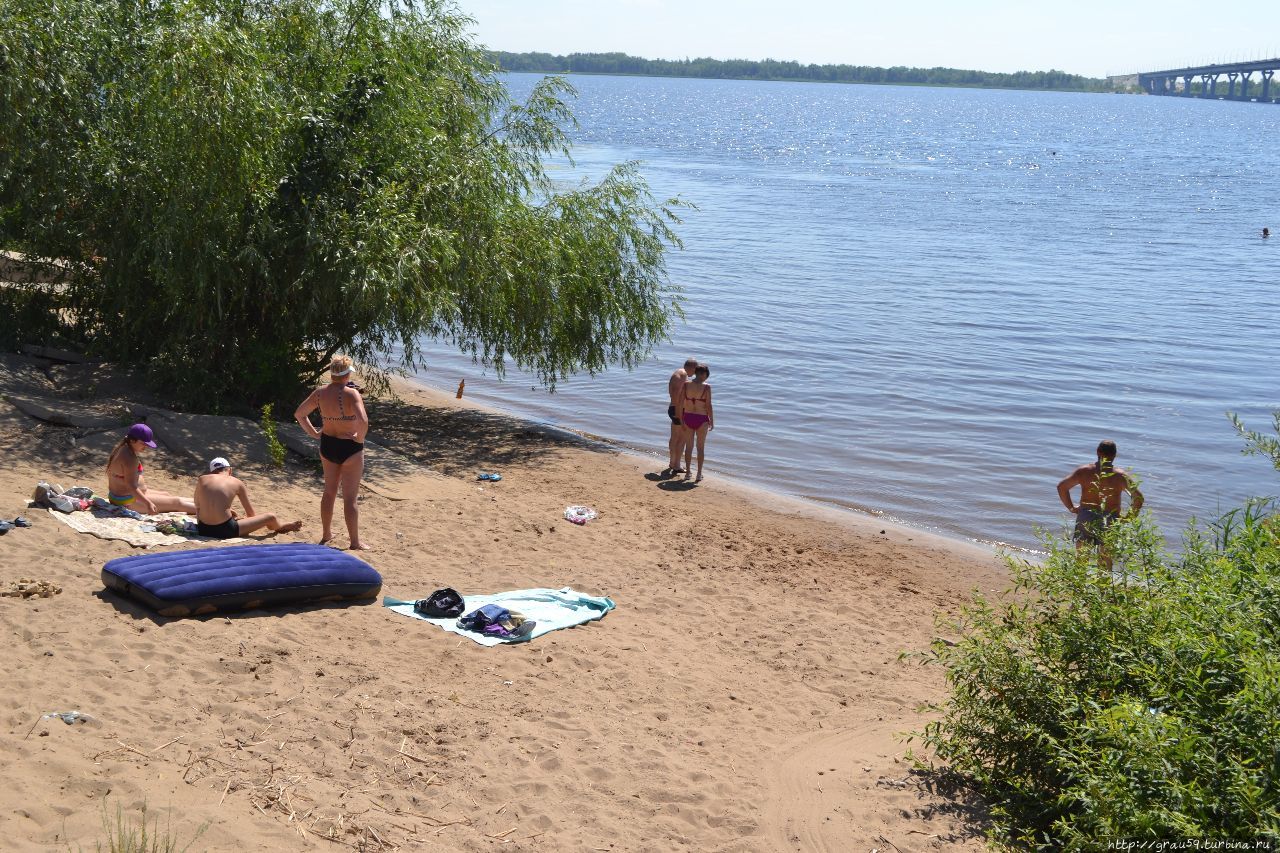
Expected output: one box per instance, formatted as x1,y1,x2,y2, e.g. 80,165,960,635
0,354,1005,851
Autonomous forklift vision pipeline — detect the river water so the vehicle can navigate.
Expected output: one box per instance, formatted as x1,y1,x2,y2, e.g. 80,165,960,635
410,73,1280,551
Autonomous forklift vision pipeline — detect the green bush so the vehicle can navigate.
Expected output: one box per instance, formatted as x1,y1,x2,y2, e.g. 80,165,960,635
260,403,286,468
0,283,66,351
916,497,1280,846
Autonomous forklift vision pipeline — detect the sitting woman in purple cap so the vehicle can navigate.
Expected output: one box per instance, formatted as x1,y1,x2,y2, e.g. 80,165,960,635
105,423,197,515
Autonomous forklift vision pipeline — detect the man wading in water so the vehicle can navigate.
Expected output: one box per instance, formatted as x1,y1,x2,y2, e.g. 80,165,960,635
1056,439,1144,569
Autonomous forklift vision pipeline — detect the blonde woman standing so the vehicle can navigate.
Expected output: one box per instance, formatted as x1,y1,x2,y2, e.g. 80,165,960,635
294,356,371,550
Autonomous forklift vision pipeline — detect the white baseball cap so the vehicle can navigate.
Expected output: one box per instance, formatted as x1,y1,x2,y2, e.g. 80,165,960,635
208,457,231,472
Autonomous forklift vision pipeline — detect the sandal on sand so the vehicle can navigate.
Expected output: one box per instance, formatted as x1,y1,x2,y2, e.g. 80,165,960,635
12,517,31,528
477,472,502,482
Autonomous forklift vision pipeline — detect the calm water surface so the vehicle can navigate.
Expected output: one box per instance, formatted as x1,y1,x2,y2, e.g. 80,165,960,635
411,74,1279,550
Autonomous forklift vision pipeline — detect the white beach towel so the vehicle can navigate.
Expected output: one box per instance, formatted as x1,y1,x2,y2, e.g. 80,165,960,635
384,587,616,646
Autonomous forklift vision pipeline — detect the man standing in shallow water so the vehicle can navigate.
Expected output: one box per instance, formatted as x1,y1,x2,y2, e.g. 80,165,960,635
1057,439,1144,568
667,357,698,474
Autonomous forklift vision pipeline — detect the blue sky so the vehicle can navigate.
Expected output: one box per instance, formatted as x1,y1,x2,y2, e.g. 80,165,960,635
452,0,1280,78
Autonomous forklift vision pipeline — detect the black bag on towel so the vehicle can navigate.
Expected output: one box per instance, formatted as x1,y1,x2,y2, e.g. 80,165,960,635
414,587,465,618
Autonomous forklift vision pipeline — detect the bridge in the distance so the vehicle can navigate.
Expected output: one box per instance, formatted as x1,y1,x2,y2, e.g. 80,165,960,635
1138,58,1280,102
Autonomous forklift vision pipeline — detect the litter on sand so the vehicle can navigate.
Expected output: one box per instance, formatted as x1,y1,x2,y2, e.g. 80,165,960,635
43,711,92,725
564,506,597,525
26,710,99,739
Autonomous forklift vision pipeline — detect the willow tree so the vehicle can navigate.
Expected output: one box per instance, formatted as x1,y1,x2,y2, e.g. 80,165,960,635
0,0,683,406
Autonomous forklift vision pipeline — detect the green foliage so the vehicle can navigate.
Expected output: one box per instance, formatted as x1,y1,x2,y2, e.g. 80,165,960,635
490,50,1117,93
1,0,683,408
260,403,286,468
915,508,1280,847
1229,411,1280,472
0,281,70,351
78,800,206,853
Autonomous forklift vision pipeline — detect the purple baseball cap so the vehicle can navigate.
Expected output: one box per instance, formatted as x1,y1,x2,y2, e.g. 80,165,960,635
126,423,157,448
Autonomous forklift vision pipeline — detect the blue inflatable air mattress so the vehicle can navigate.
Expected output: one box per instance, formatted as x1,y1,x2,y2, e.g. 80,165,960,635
102,543,382,617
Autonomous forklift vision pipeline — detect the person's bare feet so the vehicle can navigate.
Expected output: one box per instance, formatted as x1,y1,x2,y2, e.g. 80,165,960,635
278,520,303,534
348,542,374,551
319,535,335,546
695,474,704,483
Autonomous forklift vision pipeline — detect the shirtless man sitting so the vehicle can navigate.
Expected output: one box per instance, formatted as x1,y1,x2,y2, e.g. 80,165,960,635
193,457,302,539
667,357,699,474
1056,439,1144,568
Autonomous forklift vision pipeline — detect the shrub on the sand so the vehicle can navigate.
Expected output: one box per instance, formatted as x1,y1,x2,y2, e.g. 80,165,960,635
260,403,286,467
915,451,1280,845
1,0,682,407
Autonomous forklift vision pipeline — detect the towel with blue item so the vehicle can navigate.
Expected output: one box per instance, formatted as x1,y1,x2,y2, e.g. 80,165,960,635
383,587,615,646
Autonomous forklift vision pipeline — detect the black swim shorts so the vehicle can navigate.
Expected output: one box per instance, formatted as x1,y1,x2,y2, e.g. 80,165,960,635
1073,507,1118,547
667,405,680,426
196,517,240,539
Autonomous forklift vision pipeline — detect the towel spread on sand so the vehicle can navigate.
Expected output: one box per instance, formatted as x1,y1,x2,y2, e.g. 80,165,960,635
48,508,247,549
383,587,615,646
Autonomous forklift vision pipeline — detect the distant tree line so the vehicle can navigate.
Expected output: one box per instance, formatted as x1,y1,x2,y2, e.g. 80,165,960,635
490,51,1117,93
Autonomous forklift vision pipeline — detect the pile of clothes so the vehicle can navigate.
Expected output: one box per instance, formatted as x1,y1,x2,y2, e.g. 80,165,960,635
31,482,144,519
32,482,91,513
413,587,537,640
147,518,200,536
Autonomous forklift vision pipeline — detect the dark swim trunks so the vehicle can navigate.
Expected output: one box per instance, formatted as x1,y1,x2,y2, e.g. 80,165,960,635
1074,507,1118,546
196,517,240,539
667,405,680,426
320,434,364,465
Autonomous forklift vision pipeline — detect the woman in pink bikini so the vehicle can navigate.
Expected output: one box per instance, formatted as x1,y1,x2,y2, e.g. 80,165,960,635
675,363,714,482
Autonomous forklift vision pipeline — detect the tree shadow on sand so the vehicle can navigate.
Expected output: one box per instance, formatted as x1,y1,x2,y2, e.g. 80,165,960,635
885,766,992,846
364,397,615,477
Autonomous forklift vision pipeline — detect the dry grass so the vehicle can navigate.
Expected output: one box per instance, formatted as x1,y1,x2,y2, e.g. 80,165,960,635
78,801,207,853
